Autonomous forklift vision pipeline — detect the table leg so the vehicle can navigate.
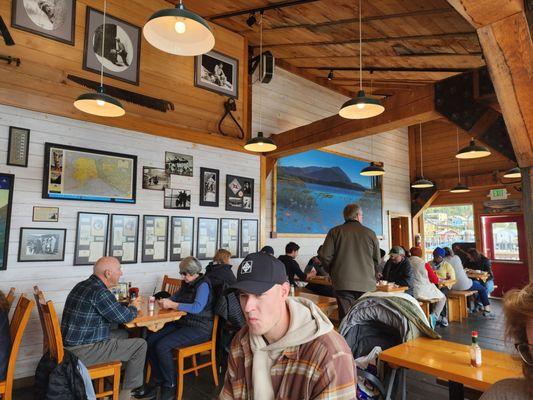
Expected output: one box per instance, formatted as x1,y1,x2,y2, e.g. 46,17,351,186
449,381,464,400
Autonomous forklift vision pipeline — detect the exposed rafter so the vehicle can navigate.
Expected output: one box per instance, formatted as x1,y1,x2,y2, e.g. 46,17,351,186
206,0,320,21
305,66,469,72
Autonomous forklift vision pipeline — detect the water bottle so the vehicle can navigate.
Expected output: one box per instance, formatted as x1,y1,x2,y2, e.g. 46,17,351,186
149,296,156,311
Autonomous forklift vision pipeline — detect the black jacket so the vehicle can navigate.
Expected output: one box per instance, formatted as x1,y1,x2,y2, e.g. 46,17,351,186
34,351,87,400
0,310,10,381
382,257,414,296
278,255,306,285
205,262,236,288
172,274,214,333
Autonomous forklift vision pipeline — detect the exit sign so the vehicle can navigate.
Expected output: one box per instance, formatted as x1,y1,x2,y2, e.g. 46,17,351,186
489,188,508,200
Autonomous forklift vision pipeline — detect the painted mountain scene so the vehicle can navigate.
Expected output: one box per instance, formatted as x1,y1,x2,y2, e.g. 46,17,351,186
275,150,383,235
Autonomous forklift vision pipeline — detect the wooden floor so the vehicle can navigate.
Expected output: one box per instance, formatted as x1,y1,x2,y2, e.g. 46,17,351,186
13,299,508,400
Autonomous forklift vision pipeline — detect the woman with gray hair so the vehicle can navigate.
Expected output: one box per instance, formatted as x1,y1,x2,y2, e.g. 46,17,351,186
137,256,214,400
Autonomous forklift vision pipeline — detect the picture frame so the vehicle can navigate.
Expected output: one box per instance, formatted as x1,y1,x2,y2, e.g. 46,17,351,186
240,219,258,258
7,126,30,167
109,214,139,264
142,167,168,191
220,218,239,258
142,215,168,263
43,142,137,203
199,167,219,207
11,0,76,45
18,227,66,262
165,152,193,177
225,175,254,213
195,50,238,98
83,7,141,85
74,212,109,266
197,217,219,260
0,174,15,271
32,206,59,222
170,216,194,261
164,188,191,210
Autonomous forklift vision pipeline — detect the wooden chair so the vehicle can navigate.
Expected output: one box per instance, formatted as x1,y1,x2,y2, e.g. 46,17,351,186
5,288,15,308
174,315,219,400
448,290,477,322
0,295,34,400
33,287,122,400
162,275,182,294
418,298,439,321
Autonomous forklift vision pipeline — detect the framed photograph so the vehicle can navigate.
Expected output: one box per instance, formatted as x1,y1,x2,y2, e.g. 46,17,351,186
220,218,239,258
109,214,139,264
7,126,30,167
226,175,254,213
170,216,194,261
164,188,191,210
18,227,66,262
165,152,193,177
0,174,15,270
197,217,219,260
43,143,137,203
240,219,258,258
143,167,168,191
33,206,59,222
74,212,109,266
11,0,76,45
83,7,141,85
195,50,238,98
142,215,168,262
199,167,219,207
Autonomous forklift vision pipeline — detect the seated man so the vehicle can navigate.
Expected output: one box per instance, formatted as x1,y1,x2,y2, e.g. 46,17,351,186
61,257,146,400
381,246,414,296
278,242,315,286
221,252,357,399
428,247,456,326
303,246,335,297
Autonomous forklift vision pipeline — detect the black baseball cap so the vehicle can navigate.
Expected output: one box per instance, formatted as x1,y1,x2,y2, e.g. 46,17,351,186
260,245,274,255
228,252,288,295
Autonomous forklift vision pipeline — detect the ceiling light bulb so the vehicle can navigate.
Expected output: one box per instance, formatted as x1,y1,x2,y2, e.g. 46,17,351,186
174,20,186,34
356,103,365,109
96,99,105,106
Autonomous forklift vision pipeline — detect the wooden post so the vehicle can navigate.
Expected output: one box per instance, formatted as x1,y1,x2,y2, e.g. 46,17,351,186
522,167,533,282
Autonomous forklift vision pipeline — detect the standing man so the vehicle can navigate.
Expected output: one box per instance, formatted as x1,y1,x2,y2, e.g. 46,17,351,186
278,242,315,286
319,203,380,320
61,257,146,400
220,252,357,400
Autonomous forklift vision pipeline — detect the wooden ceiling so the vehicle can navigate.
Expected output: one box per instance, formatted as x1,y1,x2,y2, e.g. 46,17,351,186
173,0,486,97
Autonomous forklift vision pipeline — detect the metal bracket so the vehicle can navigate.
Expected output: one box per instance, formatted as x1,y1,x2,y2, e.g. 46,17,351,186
0,54,21,67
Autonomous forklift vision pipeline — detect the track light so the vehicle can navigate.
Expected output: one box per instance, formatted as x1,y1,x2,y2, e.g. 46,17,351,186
246,12,257,27
327,70,334,81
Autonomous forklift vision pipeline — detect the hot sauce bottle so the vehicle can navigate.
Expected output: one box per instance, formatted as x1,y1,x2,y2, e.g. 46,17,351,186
470,330,482,367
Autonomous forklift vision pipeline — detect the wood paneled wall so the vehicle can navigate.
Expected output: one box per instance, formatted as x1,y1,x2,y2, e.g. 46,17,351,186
0,0,249,151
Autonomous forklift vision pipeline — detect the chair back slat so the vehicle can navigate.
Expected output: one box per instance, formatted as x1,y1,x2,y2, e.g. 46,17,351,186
35,292,64,363
33,286,49,353
6,288,15,308
162,275,181,295
211,315,219,344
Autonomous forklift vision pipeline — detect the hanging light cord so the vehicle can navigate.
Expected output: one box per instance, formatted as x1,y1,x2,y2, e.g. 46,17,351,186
419,122,424,177
258,11,263,134
99,0,107,89
358,0,362,91
456,127,461,181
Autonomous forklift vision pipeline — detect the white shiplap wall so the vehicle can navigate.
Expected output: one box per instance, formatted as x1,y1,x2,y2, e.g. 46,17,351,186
254,68,411,264
0,105,260,378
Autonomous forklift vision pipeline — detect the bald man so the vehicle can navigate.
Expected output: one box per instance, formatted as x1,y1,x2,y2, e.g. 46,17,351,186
61,257,146,400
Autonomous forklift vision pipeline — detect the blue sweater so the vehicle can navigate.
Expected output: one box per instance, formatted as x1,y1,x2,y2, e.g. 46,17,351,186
0,310,10,380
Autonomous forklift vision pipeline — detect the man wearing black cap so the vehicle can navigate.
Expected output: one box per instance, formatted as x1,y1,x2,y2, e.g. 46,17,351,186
220,252,356,400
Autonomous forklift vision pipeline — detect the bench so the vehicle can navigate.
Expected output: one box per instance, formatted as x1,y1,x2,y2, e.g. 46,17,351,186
418,298,440,321
448,290,477,322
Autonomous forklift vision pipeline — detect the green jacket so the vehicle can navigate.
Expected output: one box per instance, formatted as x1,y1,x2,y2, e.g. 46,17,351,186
319,220,380,292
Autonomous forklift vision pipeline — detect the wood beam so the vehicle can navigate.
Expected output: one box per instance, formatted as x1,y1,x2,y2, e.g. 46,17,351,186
446,0,524,29
433,171,521,191
207,0,320,20
304,67,468,73
522,167,533,282
266,84,439,159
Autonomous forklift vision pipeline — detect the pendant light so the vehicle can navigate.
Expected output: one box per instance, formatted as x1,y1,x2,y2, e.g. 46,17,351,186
74,0,125,117
143,0,214,56
455,138,491,159
360,135,385,176
450,128,471,193
411,122,434,189
244,12,276,153
339,0,384,119
503,167,521,179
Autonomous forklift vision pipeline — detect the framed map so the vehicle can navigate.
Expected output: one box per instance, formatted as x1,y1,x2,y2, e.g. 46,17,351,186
142,215,168,262
0,174,15,271
42,143,137,203
197,217,218,260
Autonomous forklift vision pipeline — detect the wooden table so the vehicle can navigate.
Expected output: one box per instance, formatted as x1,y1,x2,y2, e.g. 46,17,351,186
124,300,186,332
438,279,457,289
306,276,332,286
379,337,522,400
375,284,408,293
295,289,337,316
466,270,490,282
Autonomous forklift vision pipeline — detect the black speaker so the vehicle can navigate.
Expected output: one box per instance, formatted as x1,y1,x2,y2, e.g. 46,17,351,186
260,51,274,83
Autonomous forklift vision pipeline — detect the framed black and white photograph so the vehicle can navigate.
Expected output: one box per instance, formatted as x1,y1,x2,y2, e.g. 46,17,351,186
11,0,76,45
142,167,168,191
165,152,193,177
109,214,139,264
195,50,238,98
164,188,191,210
18,227,66,262
240,219,258,258
220,218,239,258
197,217,219,260
33,206,59,222
74,212,109,266
170,216,194,261
142,215,168,262
199,167,219,207
7,126,30,167
226,175,254,213
83,7,141,85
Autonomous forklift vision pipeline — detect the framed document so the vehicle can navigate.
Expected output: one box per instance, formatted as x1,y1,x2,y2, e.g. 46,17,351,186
225,175,254,213
240,219,258,258
220,218,239,258
18,227,66,262
7,126,30,167
170,216,194,261
74,212,109,266
109,214,139,264
142,215,168,262
197,217,219,260
32,206,59,222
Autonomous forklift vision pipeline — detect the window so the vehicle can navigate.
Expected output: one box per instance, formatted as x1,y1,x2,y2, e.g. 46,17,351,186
491,222,519,260
423,205,475,261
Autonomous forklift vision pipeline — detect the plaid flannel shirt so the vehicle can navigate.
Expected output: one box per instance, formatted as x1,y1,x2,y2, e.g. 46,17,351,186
61,275,137,347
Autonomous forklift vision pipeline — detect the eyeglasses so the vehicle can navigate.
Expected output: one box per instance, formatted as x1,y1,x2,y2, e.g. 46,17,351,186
179,272,189,277
514,343,533,366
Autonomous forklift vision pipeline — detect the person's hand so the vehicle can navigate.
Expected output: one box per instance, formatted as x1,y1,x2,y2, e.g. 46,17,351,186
307,269,317,278
130,296,141,309
158,298,176,310
377,272,383,279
